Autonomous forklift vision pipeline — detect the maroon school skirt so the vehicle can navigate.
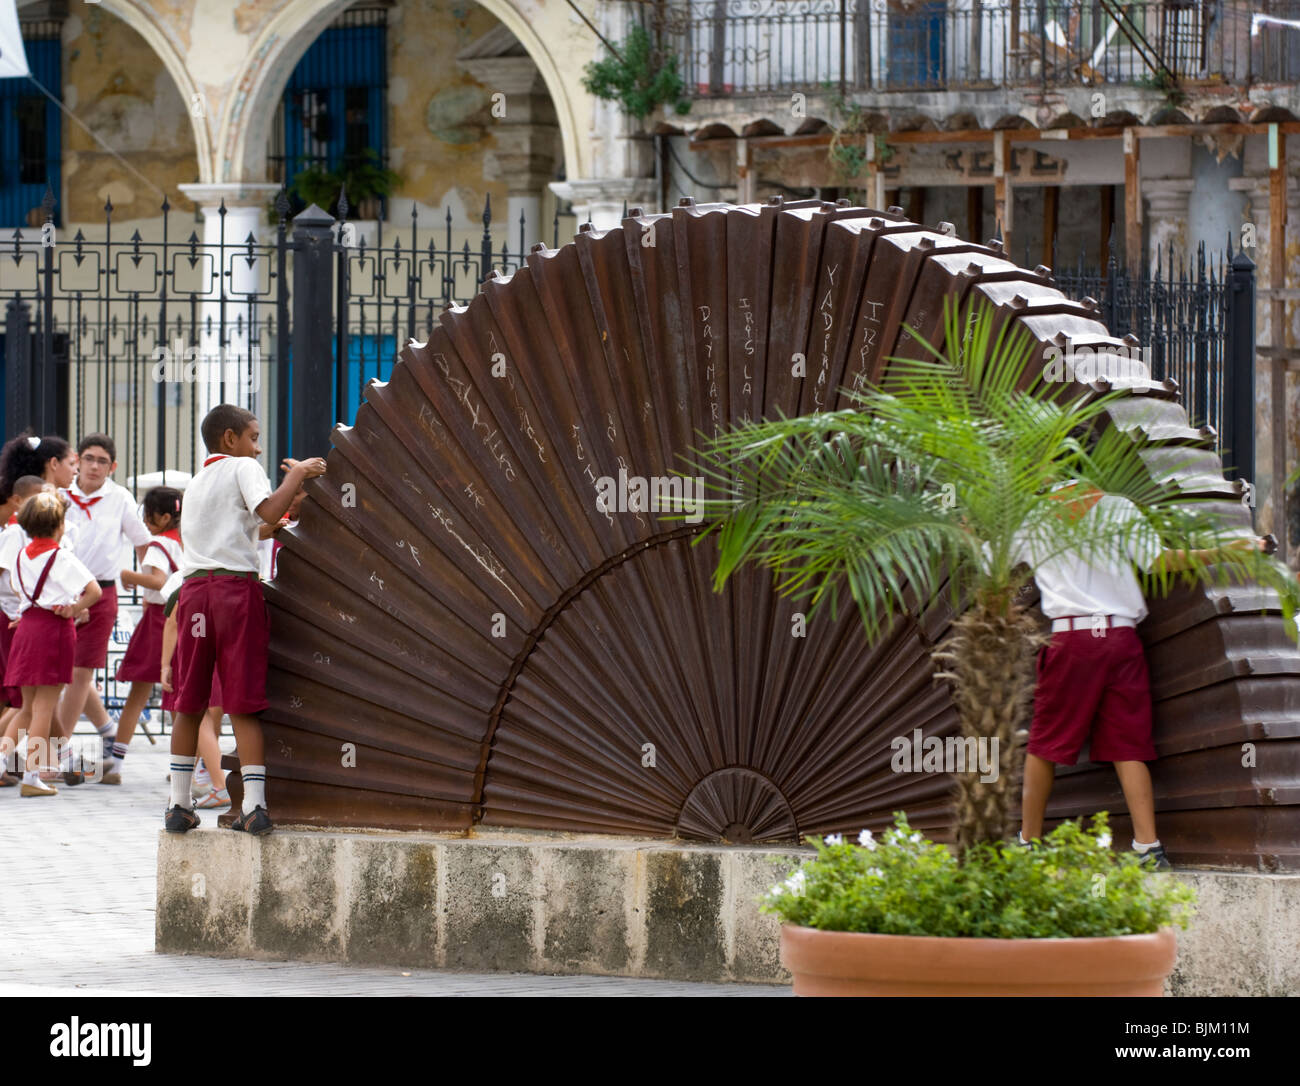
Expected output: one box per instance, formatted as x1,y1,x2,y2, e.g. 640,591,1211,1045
117,603,164,683
0,615,21,707
73,582,117,670
5,607,74,687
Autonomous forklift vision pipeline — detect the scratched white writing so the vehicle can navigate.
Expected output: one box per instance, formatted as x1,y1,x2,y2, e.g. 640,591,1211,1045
697,304,722,432
428,502,523,606
430,352,517,482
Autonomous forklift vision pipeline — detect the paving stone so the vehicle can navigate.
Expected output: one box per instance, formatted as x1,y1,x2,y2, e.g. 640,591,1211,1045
0,728,789,997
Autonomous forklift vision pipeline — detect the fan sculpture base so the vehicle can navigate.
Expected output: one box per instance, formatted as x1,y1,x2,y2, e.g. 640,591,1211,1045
156,829,1300,994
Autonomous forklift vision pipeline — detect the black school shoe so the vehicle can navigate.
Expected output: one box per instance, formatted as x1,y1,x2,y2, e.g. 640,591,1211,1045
230,806,274,836
1136,844,1172,870
164,805,200,833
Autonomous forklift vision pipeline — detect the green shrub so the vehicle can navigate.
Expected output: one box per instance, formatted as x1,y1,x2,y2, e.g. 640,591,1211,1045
761,812,1195,938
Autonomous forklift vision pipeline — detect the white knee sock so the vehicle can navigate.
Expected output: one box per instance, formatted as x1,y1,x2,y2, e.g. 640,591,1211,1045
241,765,266,813
169,755,196,810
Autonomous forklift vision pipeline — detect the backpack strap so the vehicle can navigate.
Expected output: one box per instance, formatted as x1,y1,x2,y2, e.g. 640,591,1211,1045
146,539,179,573
15,550,60,608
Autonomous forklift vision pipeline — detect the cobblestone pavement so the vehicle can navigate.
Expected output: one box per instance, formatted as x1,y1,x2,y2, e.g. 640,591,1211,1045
0,729,790,997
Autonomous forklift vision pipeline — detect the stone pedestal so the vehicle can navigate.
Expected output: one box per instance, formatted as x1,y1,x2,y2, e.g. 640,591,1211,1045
157,827,1300,994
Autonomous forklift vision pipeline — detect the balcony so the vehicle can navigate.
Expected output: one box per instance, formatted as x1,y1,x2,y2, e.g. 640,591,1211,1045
655,0,1300,97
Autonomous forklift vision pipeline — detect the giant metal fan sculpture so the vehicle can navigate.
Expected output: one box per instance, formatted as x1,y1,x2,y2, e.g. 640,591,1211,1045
244,198,1300,871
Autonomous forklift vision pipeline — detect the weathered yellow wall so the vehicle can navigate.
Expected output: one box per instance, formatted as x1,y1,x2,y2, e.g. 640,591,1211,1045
46,0,594,231
61,2,199,221
387,0,506,219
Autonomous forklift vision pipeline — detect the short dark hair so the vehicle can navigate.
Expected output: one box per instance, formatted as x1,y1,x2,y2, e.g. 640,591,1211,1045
12,475,45,500
17,491,65,539
200,404,257,453
78,433,116,462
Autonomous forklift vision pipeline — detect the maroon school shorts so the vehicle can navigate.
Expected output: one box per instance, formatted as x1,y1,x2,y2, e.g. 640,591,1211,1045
172,573,267,716
0,615,21,706
1028,626,1157,765
161,674,222,714
4,607,75,688
117,602,164,683
72,582,117,670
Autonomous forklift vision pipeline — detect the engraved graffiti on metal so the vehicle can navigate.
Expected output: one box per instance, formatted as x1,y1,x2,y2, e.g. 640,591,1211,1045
254,199,1300,872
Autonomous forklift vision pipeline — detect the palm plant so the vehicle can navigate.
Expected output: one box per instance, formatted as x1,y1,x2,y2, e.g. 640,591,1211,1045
691,295,1300,859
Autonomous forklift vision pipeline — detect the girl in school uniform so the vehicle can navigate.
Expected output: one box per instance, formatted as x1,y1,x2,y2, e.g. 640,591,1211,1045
0,476,54,785
5,491,100,797
103,487,184,786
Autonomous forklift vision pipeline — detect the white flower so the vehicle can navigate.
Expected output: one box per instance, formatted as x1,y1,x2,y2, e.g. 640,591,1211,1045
784,870,807,895
858,829,877,850
868,867,883,878
824,833,843,846
768,882,785,896
909,832,923,845
1097,832,1112,850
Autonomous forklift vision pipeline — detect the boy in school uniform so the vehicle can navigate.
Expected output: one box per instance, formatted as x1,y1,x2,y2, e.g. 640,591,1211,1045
54,434,152,774
1017,478,1270,867
163,403,325,835
102,487,185,785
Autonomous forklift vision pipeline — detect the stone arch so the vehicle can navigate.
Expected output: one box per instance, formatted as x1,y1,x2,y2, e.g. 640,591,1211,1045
17,0,214,184
218,0,584,186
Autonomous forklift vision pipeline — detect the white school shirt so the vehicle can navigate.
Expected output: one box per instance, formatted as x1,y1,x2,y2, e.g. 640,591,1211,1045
0,521,28,620
181,455,272,574
1011,491,1162,624
257,519,295,581
139,533,184,605
60,477,152,583
9,545,96,613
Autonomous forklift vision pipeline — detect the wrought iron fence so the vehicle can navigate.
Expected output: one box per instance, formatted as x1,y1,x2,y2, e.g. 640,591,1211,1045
0,183,558,734
1048,231,1256,481
650,0,1300,96
1,184,558,479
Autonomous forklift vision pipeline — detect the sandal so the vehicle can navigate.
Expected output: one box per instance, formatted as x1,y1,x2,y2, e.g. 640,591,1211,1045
195,787,230,809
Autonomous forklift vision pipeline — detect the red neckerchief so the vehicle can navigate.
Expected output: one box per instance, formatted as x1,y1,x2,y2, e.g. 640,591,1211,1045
203,454,230,467
5,514,15,526
25,537,58,559
160,528,182,544
67,491,103,517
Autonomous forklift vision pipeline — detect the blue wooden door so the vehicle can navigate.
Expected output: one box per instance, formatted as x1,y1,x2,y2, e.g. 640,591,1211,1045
887,2,947,89
0,36,60,227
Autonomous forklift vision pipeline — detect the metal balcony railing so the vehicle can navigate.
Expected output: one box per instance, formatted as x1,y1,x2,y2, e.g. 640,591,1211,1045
651,0,1300,96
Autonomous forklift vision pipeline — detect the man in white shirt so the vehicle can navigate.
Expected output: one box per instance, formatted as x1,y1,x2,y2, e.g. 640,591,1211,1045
1017,480,1268,868
53,434,151,770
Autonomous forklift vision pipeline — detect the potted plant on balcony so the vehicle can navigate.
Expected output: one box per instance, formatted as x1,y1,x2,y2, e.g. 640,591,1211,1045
288,149,402,248
692,295,1300,995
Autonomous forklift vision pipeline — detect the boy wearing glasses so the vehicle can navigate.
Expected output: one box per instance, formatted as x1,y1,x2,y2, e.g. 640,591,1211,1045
54,434,151,776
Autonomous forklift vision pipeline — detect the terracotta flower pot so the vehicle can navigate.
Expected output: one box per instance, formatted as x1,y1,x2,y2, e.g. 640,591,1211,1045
781,924,1178,996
